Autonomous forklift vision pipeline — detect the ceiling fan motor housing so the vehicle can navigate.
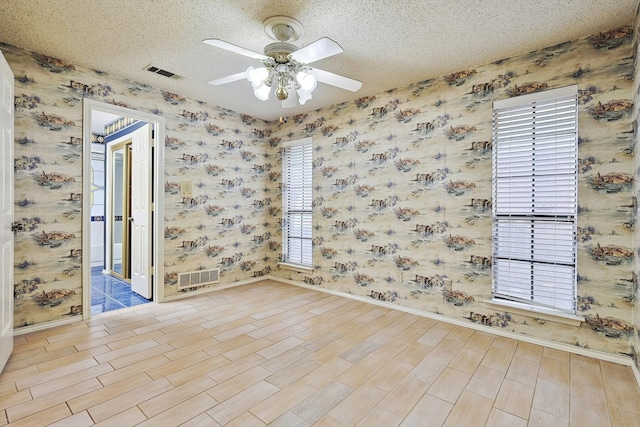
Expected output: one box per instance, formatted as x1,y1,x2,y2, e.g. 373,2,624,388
264,42,297,64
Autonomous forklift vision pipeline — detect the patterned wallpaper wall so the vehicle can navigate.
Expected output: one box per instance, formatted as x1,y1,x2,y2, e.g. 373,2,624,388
632,9,640,372
3,42,273,328
4,22,640,362
269,27,638,359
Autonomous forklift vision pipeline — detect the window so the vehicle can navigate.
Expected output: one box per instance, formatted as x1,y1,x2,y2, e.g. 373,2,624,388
281,138,313,267
492,85,578,314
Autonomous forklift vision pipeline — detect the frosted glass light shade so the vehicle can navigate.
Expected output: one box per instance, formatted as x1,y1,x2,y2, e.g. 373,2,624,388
247,66,269,88
296,71,317,92
253,83,271,101
297,88,312,105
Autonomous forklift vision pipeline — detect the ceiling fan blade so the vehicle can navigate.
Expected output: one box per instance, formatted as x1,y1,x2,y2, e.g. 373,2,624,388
208,71,247,86
203,38,268,61
290,37,343,64
309,68,362,92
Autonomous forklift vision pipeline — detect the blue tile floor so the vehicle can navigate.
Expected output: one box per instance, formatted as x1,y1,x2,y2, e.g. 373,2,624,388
91,266,150,315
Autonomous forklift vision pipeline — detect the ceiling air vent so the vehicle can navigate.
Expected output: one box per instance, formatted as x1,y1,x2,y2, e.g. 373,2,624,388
144,64,184,80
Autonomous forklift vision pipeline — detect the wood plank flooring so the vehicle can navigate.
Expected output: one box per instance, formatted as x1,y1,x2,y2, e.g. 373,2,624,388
1,280,639,426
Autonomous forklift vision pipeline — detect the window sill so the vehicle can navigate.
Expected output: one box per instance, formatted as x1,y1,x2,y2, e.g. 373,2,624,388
278,262,313,273
485,299,584,327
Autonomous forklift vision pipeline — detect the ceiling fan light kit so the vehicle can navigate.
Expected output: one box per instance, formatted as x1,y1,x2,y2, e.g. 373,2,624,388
204,15,362,107
246,60,316,104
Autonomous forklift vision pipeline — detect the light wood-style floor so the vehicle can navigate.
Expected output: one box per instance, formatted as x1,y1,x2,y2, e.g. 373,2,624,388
1,280,639,426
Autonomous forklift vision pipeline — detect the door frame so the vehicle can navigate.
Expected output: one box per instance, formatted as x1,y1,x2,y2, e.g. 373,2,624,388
82,99,165,319
0,48,14,372
106,139,132,281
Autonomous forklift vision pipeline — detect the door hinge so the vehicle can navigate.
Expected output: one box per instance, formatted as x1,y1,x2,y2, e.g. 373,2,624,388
11,222,25,233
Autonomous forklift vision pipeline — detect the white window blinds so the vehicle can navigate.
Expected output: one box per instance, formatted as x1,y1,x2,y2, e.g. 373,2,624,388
492,85,578,313
282,138,313,267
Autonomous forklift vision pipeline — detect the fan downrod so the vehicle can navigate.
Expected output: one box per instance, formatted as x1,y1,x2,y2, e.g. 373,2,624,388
262,16,304,64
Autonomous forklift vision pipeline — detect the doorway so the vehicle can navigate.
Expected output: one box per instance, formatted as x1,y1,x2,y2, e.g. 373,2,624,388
82,100,165,318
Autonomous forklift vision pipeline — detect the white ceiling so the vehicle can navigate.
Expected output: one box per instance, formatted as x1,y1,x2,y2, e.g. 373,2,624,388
1,0,638,121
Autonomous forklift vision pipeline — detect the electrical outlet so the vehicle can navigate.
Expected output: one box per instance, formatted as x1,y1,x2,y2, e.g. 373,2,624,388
180,180,193,197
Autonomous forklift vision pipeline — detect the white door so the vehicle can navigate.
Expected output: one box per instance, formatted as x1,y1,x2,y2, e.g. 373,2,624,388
130,124,152,299
0,50,14,372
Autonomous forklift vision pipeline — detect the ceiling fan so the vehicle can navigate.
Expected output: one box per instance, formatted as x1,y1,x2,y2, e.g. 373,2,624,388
203,16,362,105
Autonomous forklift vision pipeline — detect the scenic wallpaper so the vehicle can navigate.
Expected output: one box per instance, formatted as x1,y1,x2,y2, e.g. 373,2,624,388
633,14,640,373
270,25,639,364
3,18,639,370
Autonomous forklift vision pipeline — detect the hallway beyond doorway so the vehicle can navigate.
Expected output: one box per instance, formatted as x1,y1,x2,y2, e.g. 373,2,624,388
90,267,149,315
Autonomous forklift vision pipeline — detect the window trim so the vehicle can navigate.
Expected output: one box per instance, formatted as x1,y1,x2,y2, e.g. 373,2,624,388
281,137,313,268
491,85,578,315
486,299,583,327
278,262,313,273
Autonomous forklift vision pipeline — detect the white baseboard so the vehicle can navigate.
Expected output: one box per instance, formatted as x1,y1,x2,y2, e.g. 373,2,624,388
14,316,82,336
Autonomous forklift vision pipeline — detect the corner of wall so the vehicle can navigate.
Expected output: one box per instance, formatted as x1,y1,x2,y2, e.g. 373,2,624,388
631,0,640,373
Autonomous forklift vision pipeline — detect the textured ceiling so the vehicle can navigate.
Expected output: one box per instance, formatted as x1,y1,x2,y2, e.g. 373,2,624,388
0,0,638,121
